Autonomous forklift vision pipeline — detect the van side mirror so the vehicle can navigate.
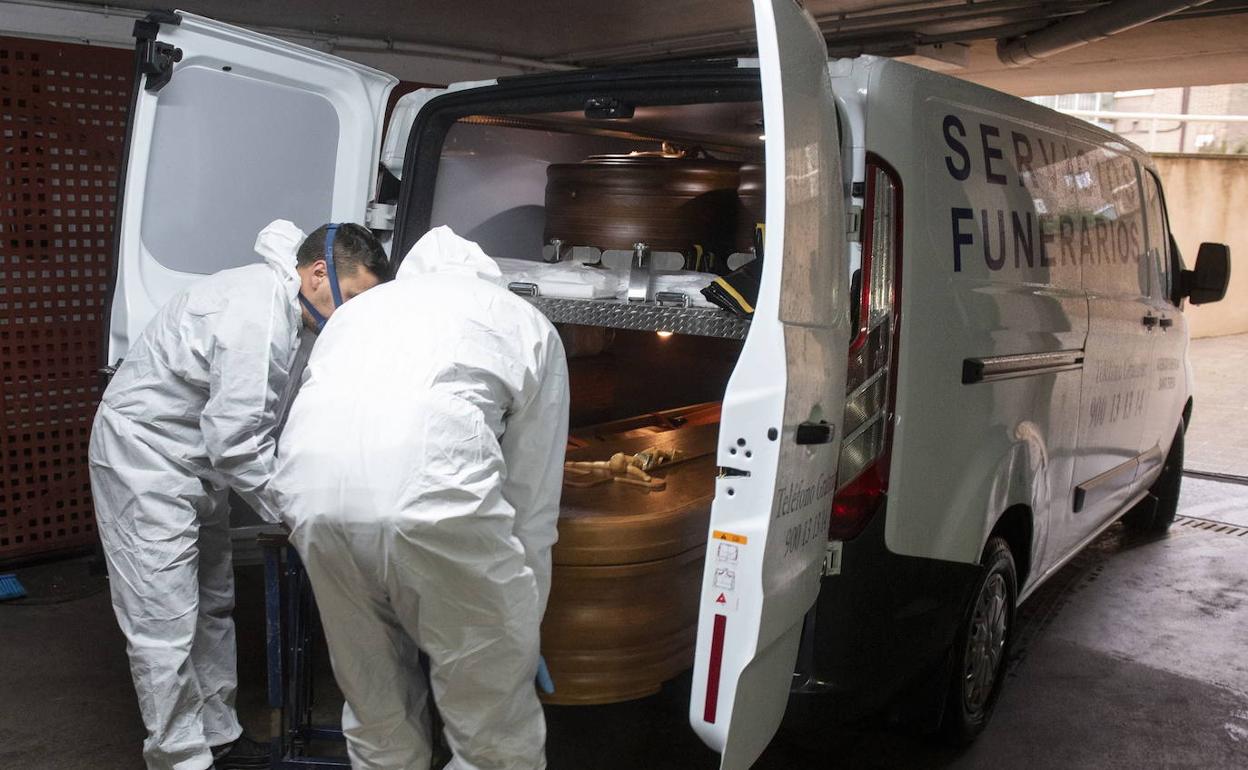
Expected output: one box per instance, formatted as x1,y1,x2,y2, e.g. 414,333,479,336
1181,242,1230,305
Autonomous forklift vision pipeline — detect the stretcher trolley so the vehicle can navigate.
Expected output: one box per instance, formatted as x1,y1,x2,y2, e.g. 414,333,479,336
258,532,351,769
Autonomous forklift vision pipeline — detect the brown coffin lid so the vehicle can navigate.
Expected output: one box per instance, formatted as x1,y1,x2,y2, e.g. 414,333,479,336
556,421,719,566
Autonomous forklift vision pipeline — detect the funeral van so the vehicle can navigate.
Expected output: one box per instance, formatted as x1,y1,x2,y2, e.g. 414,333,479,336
105,1,1230,767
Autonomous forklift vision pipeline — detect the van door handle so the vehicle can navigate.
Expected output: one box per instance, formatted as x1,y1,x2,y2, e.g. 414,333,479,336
1159,317,1174,329
1141,315,1158,329
795,421,835,445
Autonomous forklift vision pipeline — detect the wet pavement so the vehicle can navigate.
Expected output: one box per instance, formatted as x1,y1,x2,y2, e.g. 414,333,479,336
3,475,1247,769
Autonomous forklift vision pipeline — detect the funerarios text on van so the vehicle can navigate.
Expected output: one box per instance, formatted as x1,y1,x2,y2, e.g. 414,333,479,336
941,113,1150,274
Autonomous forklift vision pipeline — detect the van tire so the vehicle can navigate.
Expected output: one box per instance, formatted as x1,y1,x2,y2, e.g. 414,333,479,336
939,536,1016,746
1122,421,1185,534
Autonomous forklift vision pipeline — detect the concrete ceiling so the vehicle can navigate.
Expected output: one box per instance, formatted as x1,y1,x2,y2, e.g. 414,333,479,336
10,0,1248,95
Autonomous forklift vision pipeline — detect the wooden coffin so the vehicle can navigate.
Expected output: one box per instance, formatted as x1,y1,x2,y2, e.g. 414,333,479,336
540,416,719,705
544,153,743,265
735,162,765,253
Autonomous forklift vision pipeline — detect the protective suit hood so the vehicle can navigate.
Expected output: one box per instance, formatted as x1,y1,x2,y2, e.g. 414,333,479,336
397,226,505,286
253,219,305,296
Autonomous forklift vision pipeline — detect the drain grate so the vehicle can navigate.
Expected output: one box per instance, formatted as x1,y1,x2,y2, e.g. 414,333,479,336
1174,515,1248,537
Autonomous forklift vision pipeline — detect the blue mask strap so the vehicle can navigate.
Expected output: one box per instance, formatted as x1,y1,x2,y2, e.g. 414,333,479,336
298,292,328,331
324,223,344,308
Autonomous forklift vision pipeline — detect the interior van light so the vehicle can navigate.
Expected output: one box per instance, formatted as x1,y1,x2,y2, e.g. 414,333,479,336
656,331,673,338
584,96,634,120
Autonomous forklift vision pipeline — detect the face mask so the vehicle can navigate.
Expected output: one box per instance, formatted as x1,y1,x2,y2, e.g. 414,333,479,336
299,224,344,331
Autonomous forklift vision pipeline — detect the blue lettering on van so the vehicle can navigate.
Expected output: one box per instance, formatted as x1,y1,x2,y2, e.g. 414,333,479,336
1079,217,1093,263
1011,131,1033,187
940,112,1152,274
1060,216,1075,265
982,209,1006,270
1012,211,1034,268
950,209,1144,273
980,123,1008,185
1036,135,1072,170
943,115,971,181
952,208,974,271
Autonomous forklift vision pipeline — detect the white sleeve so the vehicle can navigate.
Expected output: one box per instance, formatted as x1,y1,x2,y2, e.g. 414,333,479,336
499,329,570,618
200,286,294,523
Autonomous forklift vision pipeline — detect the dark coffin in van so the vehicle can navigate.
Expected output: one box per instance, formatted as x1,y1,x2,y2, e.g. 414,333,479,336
541,410,718,705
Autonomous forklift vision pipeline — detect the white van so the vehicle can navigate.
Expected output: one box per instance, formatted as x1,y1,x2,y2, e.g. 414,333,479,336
105,1,1230,767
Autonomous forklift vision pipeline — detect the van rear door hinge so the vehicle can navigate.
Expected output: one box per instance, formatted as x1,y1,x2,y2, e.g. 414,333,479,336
846,205,863,242
366,202,397,231
822,540,843,577
133,12,183,93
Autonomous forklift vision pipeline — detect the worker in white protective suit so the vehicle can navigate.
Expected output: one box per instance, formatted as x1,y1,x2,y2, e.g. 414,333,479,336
275,226,570,770
88,220,390,770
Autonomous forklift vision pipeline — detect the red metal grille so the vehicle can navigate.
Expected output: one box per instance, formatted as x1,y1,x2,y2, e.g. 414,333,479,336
0,37,132,563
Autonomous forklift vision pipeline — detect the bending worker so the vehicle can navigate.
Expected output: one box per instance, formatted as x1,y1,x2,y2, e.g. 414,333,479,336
276,226,570,769
88,221,389,770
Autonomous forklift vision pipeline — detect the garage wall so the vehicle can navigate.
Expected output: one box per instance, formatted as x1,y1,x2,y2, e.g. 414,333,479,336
0,36,131,563
1153,154,1248,339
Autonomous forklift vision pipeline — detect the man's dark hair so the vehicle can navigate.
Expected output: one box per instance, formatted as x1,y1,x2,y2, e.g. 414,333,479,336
297,223,393,281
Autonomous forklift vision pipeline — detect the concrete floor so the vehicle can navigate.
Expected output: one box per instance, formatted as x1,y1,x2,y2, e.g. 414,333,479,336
3,478,1247,769
1186,333,1248,477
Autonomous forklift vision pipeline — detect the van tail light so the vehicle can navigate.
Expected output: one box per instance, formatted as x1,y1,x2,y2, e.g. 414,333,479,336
830,155,902,541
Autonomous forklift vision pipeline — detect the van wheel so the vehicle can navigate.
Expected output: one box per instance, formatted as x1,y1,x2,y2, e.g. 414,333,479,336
1123,421,1185,534
940,536,1016,745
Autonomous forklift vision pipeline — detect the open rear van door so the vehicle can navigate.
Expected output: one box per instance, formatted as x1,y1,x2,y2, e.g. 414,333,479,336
689,1,851,768
105,10,395,363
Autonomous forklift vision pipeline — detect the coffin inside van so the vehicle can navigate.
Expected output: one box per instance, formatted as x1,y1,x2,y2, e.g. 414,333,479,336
411,101,762,704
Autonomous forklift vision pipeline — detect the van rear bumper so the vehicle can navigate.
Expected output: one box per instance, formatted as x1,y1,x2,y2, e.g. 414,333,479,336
786,500,981,726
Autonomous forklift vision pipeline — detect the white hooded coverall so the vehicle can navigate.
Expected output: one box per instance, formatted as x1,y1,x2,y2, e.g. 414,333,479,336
88,221,306,770
275,227,570,770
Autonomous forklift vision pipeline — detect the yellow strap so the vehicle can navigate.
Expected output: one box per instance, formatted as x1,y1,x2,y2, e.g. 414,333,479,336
713,277,754,314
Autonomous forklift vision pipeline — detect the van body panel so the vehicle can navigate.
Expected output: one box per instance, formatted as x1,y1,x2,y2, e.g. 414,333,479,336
1064,151,1154,549
381,81,497,180
688,1,849,767
796,55,1199,725
855,61,1088,581
106,11,395,363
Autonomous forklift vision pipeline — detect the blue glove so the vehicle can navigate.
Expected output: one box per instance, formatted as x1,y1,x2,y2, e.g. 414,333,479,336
536,655,555,695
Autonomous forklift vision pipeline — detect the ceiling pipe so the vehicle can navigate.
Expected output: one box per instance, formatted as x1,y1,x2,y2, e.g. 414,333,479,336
326,39,572,72
997,0,1214,67
551,0,1087,64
